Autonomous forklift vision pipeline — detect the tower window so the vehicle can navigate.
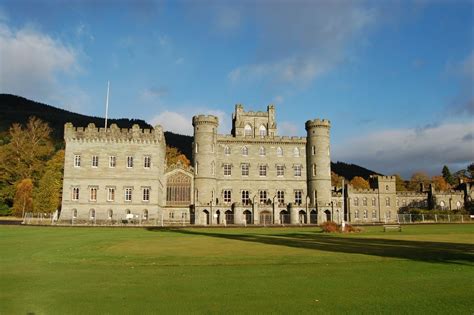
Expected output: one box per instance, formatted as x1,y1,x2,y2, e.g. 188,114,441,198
242,146,249,156
74,155,81,167
72,187,80,200
144,156,151,168
259,125,267,137
244,124,252,136
109,156,116,168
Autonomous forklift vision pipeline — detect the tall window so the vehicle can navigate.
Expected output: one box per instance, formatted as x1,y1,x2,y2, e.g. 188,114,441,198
293,147,300,157
294,165,302,177
74,155,81,167
241,163,249,176
277,191,285,205
224,190,231,203
363,197,367,206
142,187,150,202
363,210,368,219
276,147,283,157
195,162,198,175
259,146,265,156
224,146,231,155
372,210,377,219
259,190,267,204
109,156,116,168
276,165,284,177
144,156,151,168
72,187,79,200
259,125,267,137
259,165,267,177
92,155,99,167
242,146,248,156
89,187,97,201
354,197,359,206
244,124,252,136
125,188,132,201
223,164,231,176
312,146,316,155
372,198,376,206
107,188,115,201
294,190,302,205
242,190,250,205
127,156,134,168
385,197,390,206
355,210,359,219
312,164,316,176
166,173,192,206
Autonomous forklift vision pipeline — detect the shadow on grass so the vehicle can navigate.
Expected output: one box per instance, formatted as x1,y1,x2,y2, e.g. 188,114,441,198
146,228,474,265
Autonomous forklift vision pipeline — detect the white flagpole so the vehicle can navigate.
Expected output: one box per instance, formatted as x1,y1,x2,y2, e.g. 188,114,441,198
105,81,110,129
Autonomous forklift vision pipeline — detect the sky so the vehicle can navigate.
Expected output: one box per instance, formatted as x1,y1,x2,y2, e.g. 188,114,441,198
0,0,473,178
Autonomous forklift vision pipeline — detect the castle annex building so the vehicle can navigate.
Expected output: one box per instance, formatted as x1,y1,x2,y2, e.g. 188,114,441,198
60,105,468,225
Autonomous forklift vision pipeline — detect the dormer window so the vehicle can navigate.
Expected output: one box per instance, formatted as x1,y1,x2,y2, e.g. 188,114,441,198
244,124,252,136
259,125,267,137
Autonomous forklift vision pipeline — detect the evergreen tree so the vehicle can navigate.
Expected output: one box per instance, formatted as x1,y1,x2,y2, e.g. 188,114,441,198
441,165,455,185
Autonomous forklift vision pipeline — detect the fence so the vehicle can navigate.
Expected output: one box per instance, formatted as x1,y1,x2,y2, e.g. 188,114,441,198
22,212,474,227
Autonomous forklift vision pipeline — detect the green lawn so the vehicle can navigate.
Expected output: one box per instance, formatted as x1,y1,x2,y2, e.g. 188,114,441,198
1,224,473,314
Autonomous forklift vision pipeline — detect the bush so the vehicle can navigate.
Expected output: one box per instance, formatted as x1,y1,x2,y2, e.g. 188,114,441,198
321,221,339,233
343,224,361,233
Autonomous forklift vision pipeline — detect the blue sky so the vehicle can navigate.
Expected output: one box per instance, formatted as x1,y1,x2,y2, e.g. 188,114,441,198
0,0,473,178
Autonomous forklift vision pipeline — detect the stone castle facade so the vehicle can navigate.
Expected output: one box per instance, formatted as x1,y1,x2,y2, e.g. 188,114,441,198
60,105,468,225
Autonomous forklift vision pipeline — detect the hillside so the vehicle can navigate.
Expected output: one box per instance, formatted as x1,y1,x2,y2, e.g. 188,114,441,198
0,94,380,179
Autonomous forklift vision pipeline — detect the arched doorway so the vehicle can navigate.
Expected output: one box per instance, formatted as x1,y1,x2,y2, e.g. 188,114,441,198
243,210,252,224
259,211,272,225
225,210,233,224
324,210,331,222
310,209,317,224
203,210,210,225
280,210,290,224
299,210,307,224
216,210,221,225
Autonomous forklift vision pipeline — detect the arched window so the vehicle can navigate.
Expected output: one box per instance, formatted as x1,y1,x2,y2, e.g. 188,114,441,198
276,147,283,157
372,198,376,206
259,125,267,137
224,146,231,155
259,146,265,156
372,210,377,219
89,209,95,219
363,210,368,219
354,197,359,206
72,209,77,219
363,197,367,206
166,172,192,206
456,201,461,209
354,210,359,219
293,147,300,157
385,185,389,191
385,197,390,206
242,146,248,156
108,209,113,219
244,124,252,136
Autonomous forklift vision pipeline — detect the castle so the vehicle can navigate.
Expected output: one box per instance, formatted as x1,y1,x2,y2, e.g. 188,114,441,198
60,105,468,225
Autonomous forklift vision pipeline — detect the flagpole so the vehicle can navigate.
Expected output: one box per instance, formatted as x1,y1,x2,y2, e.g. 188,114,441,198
105,81,110,129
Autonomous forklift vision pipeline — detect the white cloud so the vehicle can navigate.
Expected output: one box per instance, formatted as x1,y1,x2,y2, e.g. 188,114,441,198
333,121,474,177
139,87,168,103
228,2,376,86
0,22,84,107
149,108,229,136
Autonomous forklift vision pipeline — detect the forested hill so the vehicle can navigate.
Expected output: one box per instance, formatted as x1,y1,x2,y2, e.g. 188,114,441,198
0,94,193,158
0,94,380,179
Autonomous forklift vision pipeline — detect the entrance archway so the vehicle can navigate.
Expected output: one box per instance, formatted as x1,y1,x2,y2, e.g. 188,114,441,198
280,210,290,224
299,210,307,224
225,210,233,224
324,209,331,222
310,209,317,224
243,210,252,224
203,209,210,225
259,211,272,225
216,210,221,225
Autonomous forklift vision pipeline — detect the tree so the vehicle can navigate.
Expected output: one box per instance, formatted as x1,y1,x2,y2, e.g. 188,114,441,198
0,117,54,204
350,176,370,189
34,150,64,213
467,163,474,180
393,174,407,191
431,176,450,191
441,165,455,185
166,146,190,167
408,172,430,191
331,171,345,188
12,179,33,217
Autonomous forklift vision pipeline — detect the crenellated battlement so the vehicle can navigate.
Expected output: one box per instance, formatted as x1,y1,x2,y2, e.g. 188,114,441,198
396,191,427,197
64,122,164,143
370,175,396,180
350,188,379,194
216,134,306,143
192,115,219,126
305,118,331,130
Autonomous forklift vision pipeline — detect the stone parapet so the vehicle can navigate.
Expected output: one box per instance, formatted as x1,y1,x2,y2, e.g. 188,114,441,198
64,123,164,143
